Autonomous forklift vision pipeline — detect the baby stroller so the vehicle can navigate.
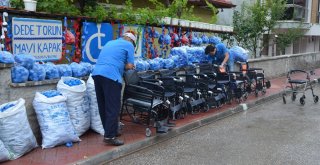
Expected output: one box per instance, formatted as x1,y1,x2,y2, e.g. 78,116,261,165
282,69,319,105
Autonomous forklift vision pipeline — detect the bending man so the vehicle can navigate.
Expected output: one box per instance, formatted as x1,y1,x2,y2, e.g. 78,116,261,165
92,32,136,146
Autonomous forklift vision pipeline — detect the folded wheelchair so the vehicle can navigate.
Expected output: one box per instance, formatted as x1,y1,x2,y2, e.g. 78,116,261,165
121,70,171,137
176,65,210,114
211,64,248,104
237,62,271,97
196,63,228,107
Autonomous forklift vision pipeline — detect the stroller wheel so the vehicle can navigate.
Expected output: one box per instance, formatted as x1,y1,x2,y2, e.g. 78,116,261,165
300,97,305,105
314,95,319,103
146,128,152,137
291,92,296,101
282,94,286,104
262,88,266,95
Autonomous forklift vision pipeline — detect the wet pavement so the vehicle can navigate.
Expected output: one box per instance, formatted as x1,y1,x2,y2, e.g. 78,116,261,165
108,84,320,165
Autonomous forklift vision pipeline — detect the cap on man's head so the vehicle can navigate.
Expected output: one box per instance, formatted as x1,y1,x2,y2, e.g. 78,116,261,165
123,31,137,47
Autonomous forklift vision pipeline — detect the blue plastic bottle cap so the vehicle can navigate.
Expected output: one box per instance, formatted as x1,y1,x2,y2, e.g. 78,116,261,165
65,142,73,147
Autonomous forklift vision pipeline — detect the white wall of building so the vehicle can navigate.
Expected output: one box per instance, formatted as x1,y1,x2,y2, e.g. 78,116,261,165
216,0,256,25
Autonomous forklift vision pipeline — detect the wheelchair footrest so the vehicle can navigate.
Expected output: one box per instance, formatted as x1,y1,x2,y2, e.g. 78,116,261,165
170,104,183,113
190,98,206,106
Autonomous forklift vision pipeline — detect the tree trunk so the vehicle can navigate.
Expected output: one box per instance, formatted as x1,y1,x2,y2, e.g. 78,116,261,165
76,0,86,14
165,0,171,7
253,38,257,58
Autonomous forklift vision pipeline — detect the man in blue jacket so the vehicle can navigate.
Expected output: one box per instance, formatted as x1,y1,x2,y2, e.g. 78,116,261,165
92,32,136,146
205,43,234,71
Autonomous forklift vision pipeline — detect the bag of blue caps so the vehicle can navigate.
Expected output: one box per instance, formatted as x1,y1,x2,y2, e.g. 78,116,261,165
29,63,46,81
148,59,161,71
0,51,14,64
154,57,164,69
14,54,35,69
229,46,249,62
0,139,10,162
135,59,147,71
33,90,80,148
11,65,29,83
80,62,93,76
44,63,60,80
57,64,72,77
163,58,175,69
0,99,38,159
70,62,87,77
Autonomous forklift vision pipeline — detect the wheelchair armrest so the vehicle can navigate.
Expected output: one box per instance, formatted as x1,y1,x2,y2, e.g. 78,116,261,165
125,84,154,95
228,71,242,74
177,74,200,79
139,81,165,91
143,79,162,83
249,68,263,71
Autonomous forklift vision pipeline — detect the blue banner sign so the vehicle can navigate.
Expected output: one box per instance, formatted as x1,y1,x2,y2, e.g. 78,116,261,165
12,17,63,61
82,22,113,64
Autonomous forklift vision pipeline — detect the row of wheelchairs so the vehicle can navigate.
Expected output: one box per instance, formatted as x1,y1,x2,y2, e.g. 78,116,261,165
120,62,271,137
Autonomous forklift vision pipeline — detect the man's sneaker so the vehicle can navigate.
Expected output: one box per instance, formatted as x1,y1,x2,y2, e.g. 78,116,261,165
103,137,124,146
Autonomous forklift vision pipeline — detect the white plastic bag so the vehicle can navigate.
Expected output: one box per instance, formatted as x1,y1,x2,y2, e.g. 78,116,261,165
0,140,11,162
33,91,81,149
87,76,104,135
57,77,90,136
0,99,38,160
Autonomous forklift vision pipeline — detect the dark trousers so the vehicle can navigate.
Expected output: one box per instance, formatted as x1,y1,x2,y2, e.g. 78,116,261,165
92,75,122,138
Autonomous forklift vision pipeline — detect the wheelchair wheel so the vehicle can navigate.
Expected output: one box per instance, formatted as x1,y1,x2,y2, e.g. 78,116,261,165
243,92,248,100
146,128,152,137
282,94,286,104
314,95,319,103
300,97,305,105
291,92,296,101
203,104,210,112
133,116,139,123
255,89,259,97
216,101,221,108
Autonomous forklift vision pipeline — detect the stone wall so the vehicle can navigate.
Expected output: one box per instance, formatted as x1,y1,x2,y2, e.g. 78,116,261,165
0,51,319,141
248,52,320,78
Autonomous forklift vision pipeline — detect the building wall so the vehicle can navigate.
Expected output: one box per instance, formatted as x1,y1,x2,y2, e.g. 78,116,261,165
248,52,320,78
216,0,258,25
311,0,319,23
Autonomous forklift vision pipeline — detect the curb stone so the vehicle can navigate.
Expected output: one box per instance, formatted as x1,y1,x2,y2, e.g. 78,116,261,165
72,81,320,165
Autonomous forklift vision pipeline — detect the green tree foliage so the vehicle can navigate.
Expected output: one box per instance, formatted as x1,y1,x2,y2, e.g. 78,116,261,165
10,0,208,24
205,0,218,24
36,0,81,16
233,0,287,58
275,27,304,55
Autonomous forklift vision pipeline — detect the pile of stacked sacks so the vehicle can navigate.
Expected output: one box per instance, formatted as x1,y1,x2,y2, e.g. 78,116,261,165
135,46,208,71
0,52,94,83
